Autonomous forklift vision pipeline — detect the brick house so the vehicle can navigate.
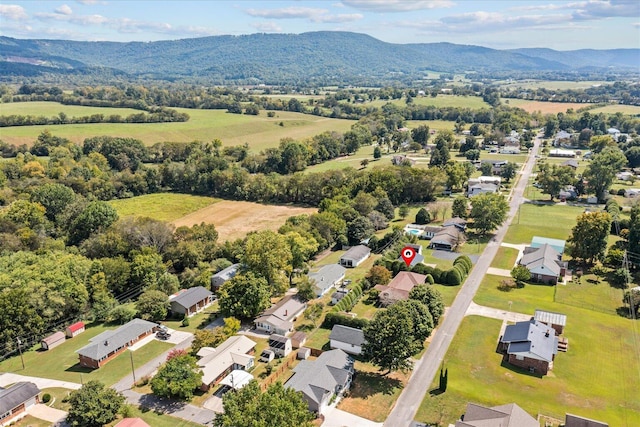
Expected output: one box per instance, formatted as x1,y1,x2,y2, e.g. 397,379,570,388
499,319,558,375
169,286,214,317
0,382,40,427
76,319,157,369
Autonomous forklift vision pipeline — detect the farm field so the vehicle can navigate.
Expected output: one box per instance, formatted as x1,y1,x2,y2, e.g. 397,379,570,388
498,80,611,90
171,200,317,242
0,102,355,150
109,193,219,222
352,95,490,109
0,323,174,386
590,104,640,115
505,99,590,114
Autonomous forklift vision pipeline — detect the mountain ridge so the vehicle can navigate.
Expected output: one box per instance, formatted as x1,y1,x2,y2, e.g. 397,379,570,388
1,31,637,83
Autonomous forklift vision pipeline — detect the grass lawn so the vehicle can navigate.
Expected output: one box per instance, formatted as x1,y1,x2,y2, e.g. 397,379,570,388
504,203,583,244
0,323,174,386
12,415,52,427
0,102,356,150
490,247,519,270
108,193,218,222
106,405,202,427
40,387,72,411
337,360,410,423
304,327,332,350
432,284,462,307
555,274,625,316
416,313,640,426
353,95,490,110
350,299,379,320
161,309,218,333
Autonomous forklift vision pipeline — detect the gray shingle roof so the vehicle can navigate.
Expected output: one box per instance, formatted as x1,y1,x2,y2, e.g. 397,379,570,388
308,264,346,293
171,286,213,309
456,402,538,427
340,245,371,262
520,244,561,276
211,263,240,282
285,349,353,405
329,325,365,347
0,382,40,414
76,318,156,361
501,320,558,362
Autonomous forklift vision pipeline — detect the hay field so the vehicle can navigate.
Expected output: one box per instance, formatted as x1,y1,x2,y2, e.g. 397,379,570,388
171,200,317,241
505,99,590,114
108,193,218,222
0,102,355,150
353,95,490,109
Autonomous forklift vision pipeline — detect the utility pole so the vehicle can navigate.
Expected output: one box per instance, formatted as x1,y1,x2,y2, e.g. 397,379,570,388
129,351,136,385
16,337,25,370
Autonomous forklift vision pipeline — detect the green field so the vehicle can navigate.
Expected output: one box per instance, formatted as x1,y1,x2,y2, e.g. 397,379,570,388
352,95,490,110
416,311,640,426
0,101,356,149
0,323,174,386
497,80,611,90
108,193,218,222
490,247,519,270
590,104,640,115
504,203,583,244
0,101,143,117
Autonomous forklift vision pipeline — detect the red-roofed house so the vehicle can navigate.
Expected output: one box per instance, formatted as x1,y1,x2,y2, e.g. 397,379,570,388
115,418,151,427
65,322,85,338
374,271,427,306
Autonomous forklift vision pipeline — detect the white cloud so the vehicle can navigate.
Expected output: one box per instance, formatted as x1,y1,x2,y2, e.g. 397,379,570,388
312,13,363,23
633,22,640,27
251,21,283,33
572,0,640,20
245,7,328,19
76,0,98,4
341,0,454,12
55,4,73,15
0,4,28,20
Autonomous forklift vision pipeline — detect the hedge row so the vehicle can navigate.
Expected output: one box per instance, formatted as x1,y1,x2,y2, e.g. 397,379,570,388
323,312,369,329
332,283,363,313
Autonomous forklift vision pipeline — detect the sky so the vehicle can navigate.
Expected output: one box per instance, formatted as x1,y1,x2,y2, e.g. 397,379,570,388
1,0,639,50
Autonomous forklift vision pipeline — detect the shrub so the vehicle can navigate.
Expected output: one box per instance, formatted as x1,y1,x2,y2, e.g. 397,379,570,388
445,268,463,286
181,317,190,327
323,312,369,329
415,208,431,225
265,364,273,375
617,188,626,196
497,279,517,292
425,274,435,284
453,255,472,273
42,393,51,404
431,268,445,283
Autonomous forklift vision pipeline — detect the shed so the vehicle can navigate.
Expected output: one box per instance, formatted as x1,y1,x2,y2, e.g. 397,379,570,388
297,347,311,360
66,321,85,338
268,334,292,357
534,309,567,335
41,331,65,351
290,331,307,349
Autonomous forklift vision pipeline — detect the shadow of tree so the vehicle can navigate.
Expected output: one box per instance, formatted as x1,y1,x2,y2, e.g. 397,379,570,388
347,372,402,399
65,363,93,374
429,387,444,396
138,393,188,415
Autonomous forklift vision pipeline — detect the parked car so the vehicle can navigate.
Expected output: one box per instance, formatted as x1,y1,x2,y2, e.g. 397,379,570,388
156,330,171,340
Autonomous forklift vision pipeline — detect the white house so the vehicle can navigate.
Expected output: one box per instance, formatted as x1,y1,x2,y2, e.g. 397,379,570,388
254,296,307,335
268,334,292,357
468,183,498,197
196,335,256,391
307,264,346,297
211,263,241,291
339,245,371,268
329,325,365,355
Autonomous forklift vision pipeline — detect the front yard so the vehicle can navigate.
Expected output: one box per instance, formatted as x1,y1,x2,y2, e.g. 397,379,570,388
0,323,174,386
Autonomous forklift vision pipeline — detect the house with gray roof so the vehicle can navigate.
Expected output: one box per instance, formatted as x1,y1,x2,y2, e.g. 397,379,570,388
169,286,214,317
340,245,371,268
429,227,464,251
468,182,499,197
455,402,538,427
211,263,241,291
329,325,365,355
564,413,609,427
0,382,40,426
519,243,566,284
76,318,157,369
308,264,346,297
254,295,307,335
285,349,354,415
499,319,558,375
196,335,256,391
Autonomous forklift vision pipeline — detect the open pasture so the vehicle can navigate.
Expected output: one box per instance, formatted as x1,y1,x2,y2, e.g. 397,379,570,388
171,200,317,242
498,80,611,90
505,99,590,114
353,95,490,110
109,193,218,222
0,102,355,150
590,104,640,115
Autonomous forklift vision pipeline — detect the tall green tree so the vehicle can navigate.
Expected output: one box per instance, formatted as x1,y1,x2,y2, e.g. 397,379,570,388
31,183,76,221
451,196,468,219
218,272,271,319
285,231,318,285
66,201,119,245
628,203,640,257
500,162,518,183
136,289,169,321
214,380,314,427
243,230,292,294
568,211,612,264
469,193,509,235
363,303,420,374
535,163,575,200
408,284,445,324
150,354,203,401
66,381,125,427
584,147,627,201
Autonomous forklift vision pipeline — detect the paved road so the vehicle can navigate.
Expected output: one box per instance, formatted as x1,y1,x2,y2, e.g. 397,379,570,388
123,389,216,425
384,134,542,426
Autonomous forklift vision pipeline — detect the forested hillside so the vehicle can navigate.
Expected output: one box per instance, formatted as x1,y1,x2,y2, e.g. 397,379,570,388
1,32,638,84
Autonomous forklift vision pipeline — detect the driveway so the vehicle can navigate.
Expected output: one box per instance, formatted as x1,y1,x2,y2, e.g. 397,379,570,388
202,385,228,413
123,390,215,425
322,407,383,427
0,373,81,390
29,404,68,424
486,267,512,277
465,301,531,323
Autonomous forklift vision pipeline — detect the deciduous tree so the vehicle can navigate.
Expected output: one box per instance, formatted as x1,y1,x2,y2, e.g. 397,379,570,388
218,272,271,319
584,147,627,201
568,211,612,264
408,284,445,324
243,230,292,294
150,354,203,401
136,289,169,321
469,193,509,235
66,381,125,427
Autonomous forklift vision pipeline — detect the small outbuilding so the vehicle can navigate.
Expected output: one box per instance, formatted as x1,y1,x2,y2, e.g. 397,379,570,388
534,309,567,335
329,324,366,355
290,331,307,349
41,331,65,351
65,321,85,338
339,245,371,268
268,334,292,357
297,347,311,360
